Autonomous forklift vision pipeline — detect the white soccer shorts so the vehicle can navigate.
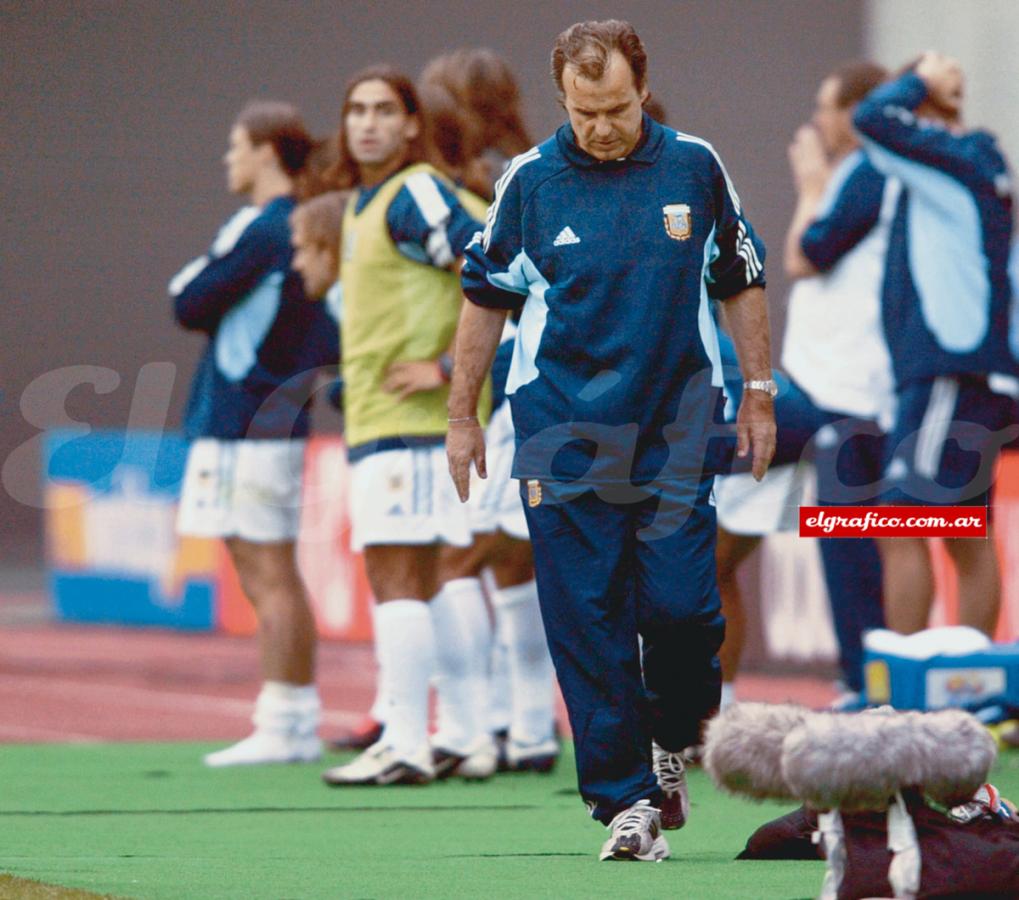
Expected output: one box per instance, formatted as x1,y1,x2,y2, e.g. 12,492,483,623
349,444,472,551
176,438,306,543
713,462,811,536
469,403,529,541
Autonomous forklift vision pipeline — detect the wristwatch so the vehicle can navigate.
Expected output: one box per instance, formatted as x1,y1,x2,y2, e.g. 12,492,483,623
437,353,454,383
743,378,779,398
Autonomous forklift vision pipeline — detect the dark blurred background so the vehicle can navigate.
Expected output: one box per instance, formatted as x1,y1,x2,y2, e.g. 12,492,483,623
2,0,866,566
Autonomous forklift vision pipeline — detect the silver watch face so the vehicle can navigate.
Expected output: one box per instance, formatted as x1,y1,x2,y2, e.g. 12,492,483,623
744,379,778,397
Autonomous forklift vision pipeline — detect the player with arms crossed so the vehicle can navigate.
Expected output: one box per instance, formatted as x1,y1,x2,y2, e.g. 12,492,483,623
171,102,336,767
418,54,559,775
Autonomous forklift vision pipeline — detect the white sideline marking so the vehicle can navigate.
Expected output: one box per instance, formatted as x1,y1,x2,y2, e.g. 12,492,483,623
0,673,364,735
0,723,103,742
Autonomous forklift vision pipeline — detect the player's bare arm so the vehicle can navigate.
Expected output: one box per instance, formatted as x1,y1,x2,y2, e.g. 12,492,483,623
721,285,776,481
383,262,466,399
783,125,831,279
446,300,507,502
382,358,447,399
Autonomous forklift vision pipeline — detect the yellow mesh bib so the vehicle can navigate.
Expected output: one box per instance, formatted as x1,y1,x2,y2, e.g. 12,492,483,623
340,164,489,447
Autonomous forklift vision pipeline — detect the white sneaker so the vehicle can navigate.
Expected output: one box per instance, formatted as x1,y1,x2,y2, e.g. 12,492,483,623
652,741,690,830
454,736,498,781
505,736,559,773
431,735,498,781
322,741,434,786
599,799,671,862
203,731,322,768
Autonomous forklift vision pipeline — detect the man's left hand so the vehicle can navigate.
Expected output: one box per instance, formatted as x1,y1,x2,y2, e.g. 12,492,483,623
736,392,776,481
383,361,444,399
788,124,830,196
915,50,963,117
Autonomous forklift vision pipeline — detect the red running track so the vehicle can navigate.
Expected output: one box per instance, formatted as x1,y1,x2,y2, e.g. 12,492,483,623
0,617,836,744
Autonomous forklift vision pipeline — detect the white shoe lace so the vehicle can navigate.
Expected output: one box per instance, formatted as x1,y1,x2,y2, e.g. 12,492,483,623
609,799,659,836
652,743,686,794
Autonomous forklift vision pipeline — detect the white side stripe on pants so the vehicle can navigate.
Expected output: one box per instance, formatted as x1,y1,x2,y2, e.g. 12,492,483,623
915,376,959,480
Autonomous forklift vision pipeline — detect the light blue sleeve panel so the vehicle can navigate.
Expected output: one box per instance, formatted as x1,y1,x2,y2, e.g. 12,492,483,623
386,174,482,268
855,73,1005,353
170,207,277,333
461,148,548,395
854,74,1010,195
214,272,284,382
324,279,343,325
461,148,542,311
1010,243,1019,361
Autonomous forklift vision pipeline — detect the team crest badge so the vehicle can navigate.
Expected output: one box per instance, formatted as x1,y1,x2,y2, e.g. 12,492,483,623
663,204,692,241
527,479,543,508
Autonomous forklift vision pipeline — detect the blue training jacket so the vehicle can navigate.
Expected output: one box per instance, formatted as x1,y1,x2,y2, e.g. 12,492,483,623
462,113,766,484
854,73,1016,384
171,196,339,440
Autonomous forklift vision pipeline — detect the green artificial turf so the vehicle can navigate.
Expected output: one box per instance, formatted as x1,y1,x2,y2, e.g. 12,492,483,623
2,742,1018,899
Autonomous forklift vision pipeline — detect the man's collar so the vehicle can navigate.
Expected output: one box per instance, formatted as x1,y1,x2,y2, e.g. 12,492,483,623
556,112,664,169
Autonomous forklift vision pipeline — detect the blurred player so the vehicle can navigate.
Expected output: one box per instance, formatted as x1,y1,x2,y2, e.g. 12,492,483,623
170,101,337,767
713,62,892,708
290,191,347,305
712,341,819,707
296,135,341,201
419,71,559,775
855,52,1018,636
290,190,346,429
461,329,560,774
411,77,500,778
320,67,485,787
419,48,532,198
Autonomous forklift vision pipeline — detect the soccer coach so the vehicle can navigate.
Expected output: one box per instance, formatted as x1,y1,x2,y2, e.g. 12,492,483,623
447,20,776,861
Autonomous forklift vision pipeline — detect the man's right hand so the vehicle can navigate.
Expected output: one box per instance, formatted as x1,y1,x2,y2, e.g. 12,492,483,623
736,392,776,482
446,421,487,503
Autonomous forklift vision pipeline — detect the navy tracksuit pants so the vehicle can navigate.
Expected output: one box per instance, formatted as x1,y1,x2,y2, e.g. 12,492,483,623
813,414,888,694
522,475,724,825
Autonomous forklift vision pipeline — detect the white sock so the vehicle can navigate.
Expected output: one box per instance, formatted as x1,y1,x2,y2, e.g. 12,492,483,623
368,606,388,724
253,681,320,738
375,600,435,758
487,620,513,734
720,681,736,710
492,580,555,747
430,578,492,754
